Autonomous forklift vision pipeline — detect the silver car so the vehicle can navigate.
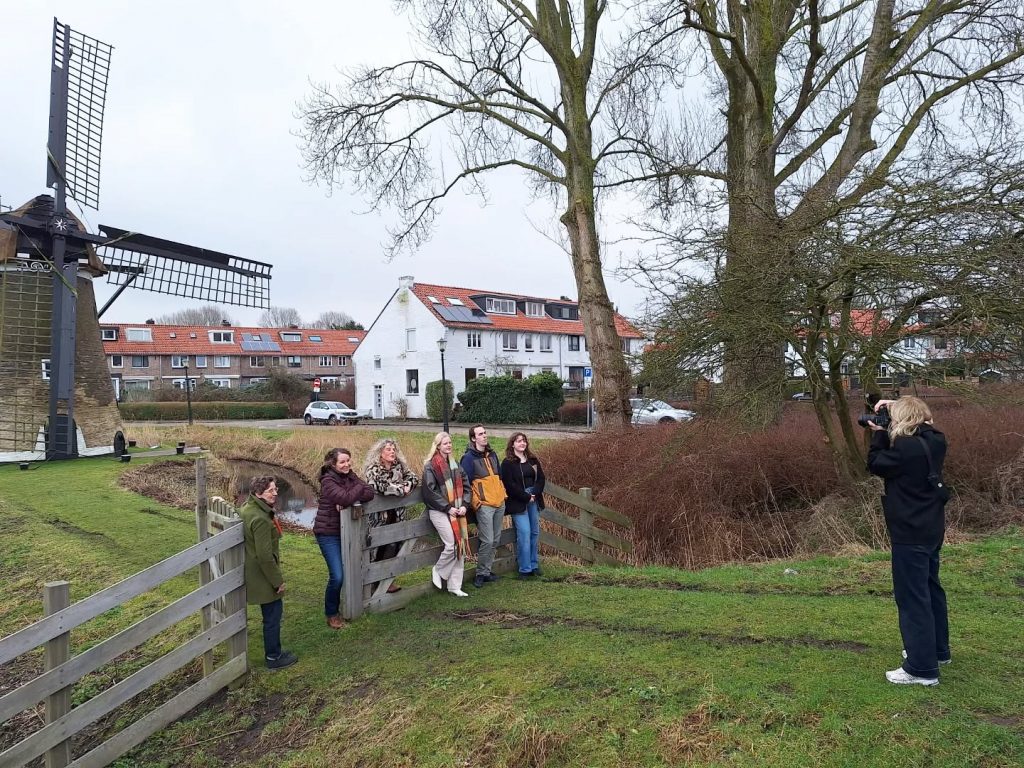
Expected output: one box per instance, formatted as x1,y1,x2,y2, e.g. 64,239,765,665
303,400,360,426
629,398,696,425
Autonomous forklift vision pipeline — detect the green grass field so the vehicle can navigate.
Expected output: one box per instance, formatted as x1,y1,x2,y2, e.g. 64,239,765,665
1,453,1022,767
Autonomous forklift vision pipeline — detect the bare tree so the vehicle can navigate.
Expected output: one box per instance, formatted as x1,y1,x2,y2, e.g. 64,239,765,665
259,306,304,328
156,305,235,326
299,0,683,427
633,0,1024,426
311,310,363,330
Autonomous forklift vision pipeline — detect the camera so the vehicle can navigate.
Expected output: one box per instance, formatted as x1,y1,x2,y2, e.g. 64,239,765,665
857,405,891,429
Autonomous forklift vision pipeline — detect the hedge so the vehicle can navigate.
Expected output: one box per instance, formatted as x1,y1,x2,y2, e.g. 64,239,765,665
456,372,564,424
119,401,289,421
557,402,589,425
426,379,456,422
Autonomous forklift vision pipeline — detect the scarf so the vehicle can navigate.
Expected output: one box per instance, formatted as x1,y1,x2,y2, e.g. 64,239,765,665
431,451,464,506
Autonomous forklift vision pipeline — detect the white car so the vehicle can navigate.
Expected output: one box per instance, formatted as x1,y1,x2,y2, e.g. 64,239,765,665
630,398,696,425
303,400,360,426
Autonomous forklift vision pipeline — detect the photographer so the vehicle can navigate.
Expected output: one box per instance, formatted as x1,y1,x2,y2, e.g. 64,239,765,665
866,396,951,686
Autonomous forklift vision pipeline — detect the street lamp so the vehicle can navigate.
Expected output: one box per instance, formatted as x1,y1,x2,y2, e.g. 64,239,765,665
183,358,194,426
437,337,449,433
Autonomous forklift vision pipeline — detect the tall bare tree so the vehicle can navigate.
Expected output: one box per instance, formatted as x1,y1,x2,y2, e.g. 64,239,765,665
311,310,363,330
156,305,235,326
300,1,681,427
634,0,1024,426
259,306,304,328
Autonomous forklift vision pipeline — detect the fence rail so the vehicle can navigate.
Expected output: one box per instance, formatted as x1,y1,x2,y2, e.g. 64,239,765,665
0,458,247,768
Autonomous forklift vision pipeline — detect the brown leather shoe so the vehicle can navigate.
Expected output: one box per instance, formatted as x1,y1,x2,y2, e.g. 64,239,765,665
326,614,346,630
386,583,402,594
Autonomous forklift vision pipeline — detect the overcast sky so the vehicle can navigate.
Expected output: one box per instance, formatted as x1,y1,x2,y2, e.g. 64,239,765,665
1,1,651,329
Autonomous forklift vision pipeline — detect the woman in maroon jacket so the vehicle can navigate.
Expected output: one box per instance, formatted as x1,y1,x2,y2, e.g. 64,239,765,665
314,447,375,629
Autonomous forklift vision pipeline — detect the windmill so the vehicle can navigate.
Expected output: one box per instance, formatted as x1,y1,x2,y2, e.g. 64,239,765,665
0,19,272,461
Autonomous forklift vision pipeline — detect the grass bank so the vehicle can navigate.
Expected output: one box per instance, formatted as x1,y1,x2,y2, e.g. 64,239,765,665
1,455,1022,767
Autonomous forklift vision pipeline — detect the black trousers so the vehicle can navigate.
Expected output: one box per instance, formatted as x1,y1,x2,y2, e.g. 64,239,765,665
260,598,283,659
891,543,950,678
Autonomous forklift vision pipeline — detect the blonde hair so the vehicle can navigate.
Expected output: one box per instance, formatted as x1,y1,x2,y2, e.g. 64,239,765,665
425,432,452,466
363,438,409,475
888,396,933,440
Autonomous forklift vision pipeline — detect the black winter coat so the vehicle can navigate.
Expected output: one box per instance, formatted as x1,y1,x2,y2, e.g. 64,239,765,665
867,424,948,546
500,456,546,516
313,467,376,537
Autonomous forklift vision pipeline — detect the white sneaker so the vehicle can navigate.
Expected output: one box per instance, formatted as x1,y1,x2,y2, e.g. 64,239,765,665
903,649,951,665
431,566,443,589
886,668,939,686
448,589,469,598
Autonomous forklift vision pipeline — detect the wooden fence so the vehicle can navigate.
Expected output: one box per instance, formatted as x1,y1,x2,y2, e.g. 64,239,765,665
0,460,247,768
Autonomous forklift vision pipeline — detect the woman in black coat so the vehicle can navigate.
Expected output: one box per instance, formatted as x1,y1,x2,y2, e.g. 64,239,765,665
500,432,545,579
867,396,950,686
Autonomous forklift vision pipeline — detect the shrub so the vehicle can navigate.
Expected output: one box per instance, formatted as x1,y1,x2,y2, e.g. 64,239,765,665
119,401,288,420
456,372,563,424
425,379,455,421
557,402,588,425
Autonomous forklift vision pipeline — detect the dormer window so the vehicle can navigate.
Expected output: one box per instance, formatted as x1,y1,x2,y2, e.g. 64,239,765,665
281,332,301,342
486,297,516,314
101,328,118,341
125,328,152,342
525,301,544,318
209,330,234,343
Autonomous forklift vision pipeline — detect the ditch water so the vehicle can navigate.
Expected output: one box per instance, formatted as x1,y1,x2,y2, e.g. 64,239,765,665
225,459,318,530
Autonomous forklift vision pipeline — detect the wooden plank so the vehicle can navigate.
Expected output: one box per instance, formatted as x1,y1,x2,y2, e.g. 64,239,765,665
540,506,632,553
362,528,517,584
576,487,597,563
219,521,247,667
0,525,244,667
365,581,434,614
538,530,620,566
543,483,633,528
195,458,214,678
65,654,247,768
0,568,244,725
0,612,246,768
359,490,423,518
340,507,365,621
365,517,435,549
44,582,71,768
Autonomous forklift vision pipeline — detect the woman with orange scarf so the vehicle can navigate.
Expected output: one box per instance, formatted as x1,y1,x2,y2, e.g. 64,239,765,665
421,432,472,597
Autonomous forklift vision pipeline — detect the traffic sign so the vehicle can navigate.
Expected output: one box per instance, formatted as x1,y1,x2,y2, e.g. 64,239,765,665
583,367,592,379
313,377,321,393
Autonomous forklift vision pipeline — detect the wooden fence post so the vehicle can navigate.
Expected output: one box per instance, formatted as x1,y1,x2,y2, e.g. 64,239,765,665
578,488,596,564
195,457,214,677
43,581,71,768
340,504,365,621
220,518,248,686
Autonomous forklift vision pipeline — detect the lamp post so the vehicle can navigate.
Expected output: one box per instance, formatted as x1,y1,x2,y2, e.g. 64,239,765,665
183,359,193,426
437,337,449,433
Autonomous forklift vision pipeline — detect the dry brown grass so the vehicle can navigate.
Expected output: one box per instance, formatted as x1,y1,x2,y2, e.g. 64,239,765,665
658,702,733,765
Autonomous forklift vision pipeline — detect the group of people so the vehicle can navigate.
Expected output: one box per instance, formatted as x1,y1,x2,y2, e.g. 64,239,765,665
240,424,545,668
242,401,953,689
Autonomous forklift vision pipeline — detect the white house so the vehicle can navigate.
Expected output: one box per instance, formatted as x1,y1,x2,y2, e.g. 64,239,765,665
353,277,644,419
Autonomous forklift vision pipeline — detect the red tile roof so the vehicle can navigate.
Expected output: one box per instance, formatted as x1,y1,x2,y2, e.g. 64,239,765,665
410,282,643,338
101,324,365,356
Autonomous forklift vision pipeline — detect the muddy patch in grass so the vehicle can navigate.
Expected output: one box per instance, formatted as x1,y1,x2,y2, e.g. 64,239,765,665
45,518,112,540
659,702,737,764
550,571,894,598
982,714,1024,730
448,608,870,652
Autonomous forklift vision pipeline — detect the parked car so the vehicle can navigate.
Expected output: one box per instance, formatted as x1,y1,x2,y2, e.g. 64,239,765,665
303,400,360,426
629,398,696,425
791,391,831,402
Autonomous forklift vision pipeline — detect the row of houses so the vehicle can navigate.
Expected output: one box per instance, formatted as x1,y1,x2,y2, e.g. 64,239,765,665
102,276,644,417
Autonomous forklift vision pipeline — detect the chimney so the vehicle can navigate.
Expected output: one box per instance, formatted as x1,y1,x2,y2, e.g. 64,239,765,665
288,323,299,329
559,296,571,302
398,275,415,289
221,319,231,326
145,318,155,324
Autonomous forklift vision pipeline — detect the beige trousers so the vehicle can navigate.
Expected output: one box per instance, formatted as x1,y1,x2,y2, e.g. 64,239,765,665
429,509,464,592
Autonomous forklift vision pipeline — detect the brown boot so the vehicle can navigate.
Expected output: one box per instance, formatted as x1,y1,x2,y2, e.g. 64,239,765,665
386,583,402,594
326,614,346,630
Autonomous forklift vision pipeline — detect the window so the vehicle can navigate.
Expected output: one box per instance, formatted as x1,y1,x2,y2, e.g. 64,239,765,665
194,355,207,368
110,355,123,368
309,335,323,342
427,295,440,303
539,334,552,352
214,356,231,368
209,330,234,343
124,380,150,392
101,328,118,341
270,356,280,367
287,356,301,368
126,328,152,342
525,301,544,317
208,379,232,388
320,376,338,385
467,332,481,349
248,377,267,385
41,358,51,381
281,332,301,342
568,335,581,352
902,337,916,349
447,297,465,306
171,355,187,368
524,334,534,352
406,369,420,395
249,356,265,367
251,334,263,341
373,356,382,369
935,336,948,350
502,331,518,351
541,367,554,373
131,355,149,368
511,368,524,380
406,329,417,352
486,297,516,314
337,356,350,366
621,338,631,354
319,356,331,367
168,333,177,339
172,379,197,391
189,332,197,339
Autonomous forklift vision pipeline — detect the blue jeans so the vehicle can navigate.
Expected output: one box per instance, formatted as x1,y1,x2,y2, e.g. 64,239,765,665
260,599,283,659
512,501,540,574
315,534,344,617
892,543,950,678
